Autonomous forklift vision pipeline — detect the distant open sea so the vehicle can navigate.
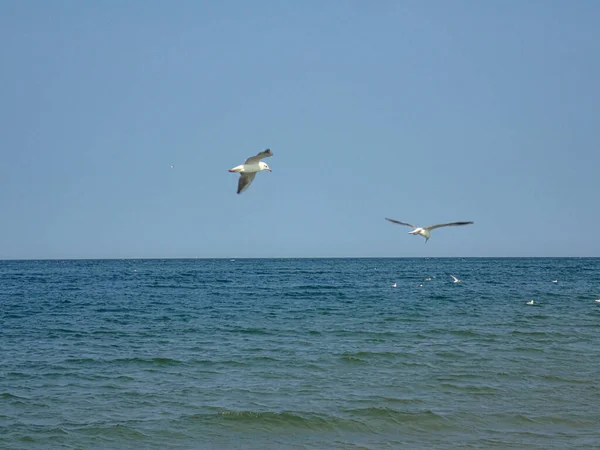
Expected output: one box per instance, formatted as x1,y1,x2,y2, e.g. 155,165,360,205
1,258,599,449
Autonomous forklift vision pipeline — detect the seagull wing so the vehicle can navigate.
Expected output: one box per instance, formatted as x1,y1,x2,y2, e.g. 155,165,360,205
426,221,474,231
450,275,459,282
245,149,273,165
237,172,257,194
385,218,417,229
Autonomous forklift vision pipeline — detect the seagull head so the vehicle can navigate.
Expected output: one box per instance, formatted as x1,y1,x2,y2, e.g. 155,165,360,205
259,162,272,172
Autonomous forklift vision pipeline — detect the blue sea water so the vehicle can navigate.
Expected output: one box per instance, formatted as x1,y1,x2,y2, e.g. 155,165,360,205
1,258,599,449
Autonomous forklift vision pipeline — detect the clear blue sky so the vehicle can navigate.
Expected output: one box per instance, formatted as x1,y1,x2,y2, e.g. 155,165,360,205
1,1,599,259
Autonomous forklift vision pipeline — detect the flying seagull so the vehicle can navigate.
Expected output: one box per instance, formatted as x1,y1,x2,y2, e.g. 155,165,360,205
229,149,273,194
385,218,474,243
450,275,461,283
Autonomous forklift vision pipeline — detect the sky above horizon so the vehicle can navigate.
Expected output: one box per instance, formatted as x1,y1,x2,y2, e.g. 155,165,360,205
1,1,599,259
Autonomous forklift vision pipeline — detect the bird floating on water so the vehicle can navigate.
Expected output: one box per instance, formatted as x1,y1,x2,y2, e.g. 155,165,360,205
229,149,273,194
527,300,534,305
392,283,397,288
552,280,558,283
450,275,461,283
385,218,473,243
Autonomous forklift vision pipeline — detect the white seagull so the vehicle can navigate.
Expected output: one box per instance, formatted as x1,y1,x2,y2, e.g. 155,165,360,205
450,275,461,283
595,299,600,303
385,218,474,243
392,282,397,288
527,300,534,305
229,149,273,194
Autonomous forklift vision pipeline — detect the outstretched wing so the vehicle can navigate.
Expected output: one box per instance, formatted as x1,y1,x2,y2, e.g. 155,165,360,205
245,149,273,165
426,221,473,231
237,172,257,194
385,218,417,229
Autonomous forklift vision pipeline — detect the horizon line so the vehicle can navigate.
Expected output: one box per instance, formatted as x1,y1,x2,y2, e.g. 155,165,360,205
1,256,599,262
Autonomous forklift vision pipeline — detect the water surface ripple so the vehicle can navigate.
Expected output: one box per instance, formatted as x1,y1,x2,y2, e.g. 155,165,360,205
1,258,599,449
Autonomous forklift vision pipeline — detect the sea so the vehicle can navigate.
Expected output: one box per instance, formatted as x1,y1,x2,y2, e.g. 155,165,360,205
1,258,599,449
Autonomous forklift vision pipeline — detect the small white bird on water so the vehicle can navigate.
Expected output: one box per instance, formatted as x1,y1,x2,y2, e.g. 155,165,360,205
595,299,600,303
450,275,461,283
229,149,273,194
527,300,534,305
385,218,473,243
552,280,558,283
392,283,397,288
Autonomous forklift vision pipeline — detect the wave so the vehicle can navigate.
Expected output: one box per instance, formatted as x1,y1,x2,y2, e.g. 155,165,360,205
341,353,367,363
221,326,272,335
510,330,568,338
513,346,546,353
438,382,501,394
147,283,198,289
0,392,29,400
486,412,597,427
541,374,595,385
448,329,486,338
341,350,402,360
342,407,453,428
184,409,374,433
381,315,413,321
